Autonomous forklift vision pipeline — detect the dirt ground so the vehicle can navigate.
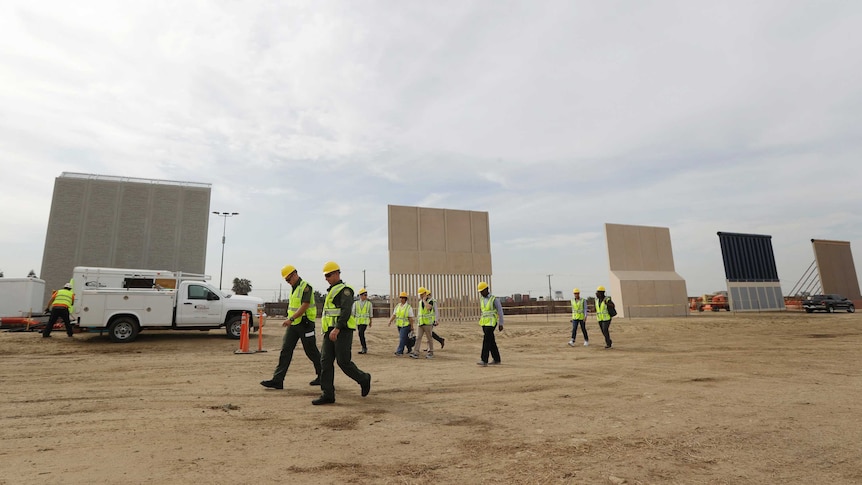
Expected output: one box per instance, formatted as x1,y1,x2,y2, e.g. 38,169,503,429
1,310,861,485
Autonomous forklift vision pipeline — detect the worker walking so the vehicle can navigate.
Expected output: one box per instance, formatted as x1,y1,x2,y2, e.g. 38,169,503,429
476,281,504,366
353,288,373,354
426,288,446,350
568,288,589,347
413,287,435,359
43,282,75,338
261,265,322,390
595,286,616,349
313,261,371,405
388,291,415,356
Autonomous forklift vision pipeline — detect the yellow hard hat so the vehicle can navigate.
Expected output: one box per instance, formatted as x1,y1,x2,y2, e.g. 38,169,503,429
358,288,367,295
596,285,606,292
399,291,408,298
322,261,340,274
573,288,580,293
280,265,297,278
477,281,489,292
417,286,429,295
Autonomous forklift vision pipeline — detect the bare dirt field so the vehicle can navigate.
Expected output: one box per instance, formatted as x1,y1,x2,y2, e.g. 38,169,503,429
1,311,861,484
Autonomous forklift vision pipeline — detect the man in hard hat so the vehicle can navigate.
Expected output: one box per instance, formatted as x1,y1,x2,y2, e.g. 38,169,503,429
476,281,504,366
388,291,415,356
568,288,589,347
260,265,322,390
353,288,373,354
595,286,616,349
413,287,436,359
42,282,75,338
313,261,371,405
426,288,446,350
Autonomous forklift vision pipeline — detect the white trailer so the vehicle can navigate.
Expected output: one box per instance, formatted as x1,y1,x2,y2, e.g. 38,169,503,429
72,267,263,343
0,278,46,317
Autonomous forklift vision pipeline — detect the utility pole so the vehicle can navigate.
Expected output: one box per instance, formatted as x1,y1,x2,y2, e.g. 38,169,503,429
547,274,553,321
363,269,366,289
212,211,239,291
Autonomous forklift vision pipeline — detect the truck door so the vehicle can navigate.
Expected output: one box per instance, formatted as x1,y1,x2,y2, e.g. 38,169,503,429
176,283,222,326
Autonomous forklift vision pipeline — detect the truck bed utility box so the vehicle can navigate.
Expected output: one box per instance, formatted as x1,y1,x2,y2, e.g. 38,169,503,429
0,278,46,317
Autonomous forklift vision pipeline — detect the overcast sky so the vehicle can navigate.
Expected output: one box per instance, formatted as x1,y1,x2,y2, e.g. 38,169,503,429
2,1,861,301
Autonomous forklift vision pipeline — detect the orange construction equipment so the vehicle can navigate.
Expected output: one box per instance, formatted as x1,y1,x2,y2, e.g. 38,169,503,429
693,292,731,312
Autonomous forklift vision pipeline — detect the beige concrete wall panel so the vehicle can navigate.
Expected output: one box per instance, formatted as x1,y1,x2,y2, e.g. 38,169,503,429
638,226,660,272
812,240,861,299
623,229,644,270
41,178,86,297
445,210,473,253
654,228,675,271
418,207,447,252
471,211,491,253
388,205,419,252
419,251,448,274
473,252,493,275
390,251,420,274
605,224,627,270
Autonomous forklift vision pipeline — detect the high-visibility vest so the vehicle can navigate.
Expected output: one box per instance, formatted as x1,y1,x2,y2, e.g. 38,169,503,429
571,298,586,320
52,288,74,309
418,298,435,326
595,297,611,322
287,280,316,324
393,303,412,327
354,300,372,325
321,283,356,332
479,295,498,327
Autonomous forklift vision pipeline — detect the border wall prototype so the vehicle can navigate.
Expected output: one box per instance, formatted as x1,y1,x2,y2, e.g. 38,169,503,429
811,239,862,300
717,231,785,311
606,223,688,318
40,173,211,305
388,205,491,322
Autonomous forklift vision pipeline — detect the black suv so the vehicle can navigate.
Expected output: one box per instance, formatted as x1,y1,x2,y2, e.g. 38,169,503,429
802,294,855,313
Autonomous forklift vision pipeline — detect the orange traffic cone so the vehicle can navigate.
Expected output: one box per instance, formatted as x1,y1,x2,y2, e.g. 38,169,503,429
234,313,255,354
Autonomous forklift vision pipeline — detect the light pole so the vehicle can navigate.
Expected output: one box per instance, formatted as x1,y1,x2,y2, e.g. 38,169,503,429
547,274,553,320
212,211,239,290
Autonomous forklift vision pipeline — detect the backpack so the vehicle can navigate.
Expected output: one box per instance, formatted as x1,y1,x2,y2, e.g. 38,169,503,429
607,298,617,317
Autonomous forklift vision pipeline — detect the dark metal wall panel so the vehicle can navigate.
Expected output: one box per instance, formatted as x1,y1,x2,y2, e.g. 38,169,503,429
718,232,780,282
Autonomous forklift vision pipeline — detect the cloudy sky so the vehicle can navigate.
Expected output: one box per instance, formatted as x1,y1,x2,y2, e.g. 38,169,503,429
2,0,861,301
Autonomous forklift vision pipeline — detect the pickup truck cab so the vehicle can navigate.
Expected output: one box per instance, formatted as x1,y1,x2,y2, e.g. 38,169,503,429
802,294,855,313
72,267,263,342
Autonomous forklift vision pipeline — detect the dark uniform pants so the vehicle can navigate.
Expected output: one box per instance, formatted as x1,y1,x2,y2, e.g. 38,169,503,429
43,306,72,337
320,328,369,399
598,319,612,347
357,324,368,350
272,318,321,384
480,325,501,363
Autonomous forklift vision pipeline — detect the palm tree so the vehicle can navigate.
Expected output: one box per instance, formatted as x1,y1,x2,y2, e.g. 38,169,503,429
232,278,252,295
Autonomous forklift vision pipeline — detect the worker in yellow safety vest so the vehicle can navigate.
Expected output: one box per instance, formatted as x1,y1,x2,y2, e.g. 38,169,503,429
43,282,75,338
595,286,616,349
312,261,371,405
476,281,504,366
388,291,415,356
353,288,373,354
568,288,589,347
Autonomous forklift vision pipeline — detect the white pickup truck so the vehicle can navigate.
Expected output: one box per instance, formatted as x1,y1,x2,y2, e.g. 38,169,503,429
72,267,264,343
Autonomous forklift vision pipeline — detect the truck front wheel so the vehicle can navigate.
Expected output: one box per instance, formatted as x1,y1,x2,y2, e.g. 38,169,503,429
108,317,139,343
226,315,243,339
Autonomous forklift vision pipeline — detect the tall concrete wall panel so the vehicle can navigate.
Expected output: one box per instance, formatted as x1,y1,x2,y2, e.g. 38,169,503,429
605,223,688,318
388,205,491,321
40,173,211,304
812,239,861,299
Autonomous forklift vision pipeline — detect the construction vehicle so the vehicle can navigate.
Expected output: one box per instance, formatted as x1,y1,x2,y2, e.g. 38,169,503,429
691,292,731,312
72,267,263,343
